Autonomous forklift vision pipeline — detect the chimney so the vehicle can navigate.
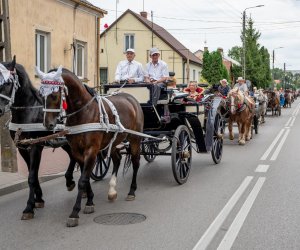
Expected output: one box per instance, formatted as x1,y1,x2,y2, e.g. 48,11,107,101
140,11,148,19
217,47,224,55
204,47,208,51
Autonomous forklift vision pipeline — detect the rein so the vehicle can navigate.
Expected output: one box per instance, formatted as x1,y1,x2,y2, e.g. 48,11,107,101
59,95,97,120
0,71,20,112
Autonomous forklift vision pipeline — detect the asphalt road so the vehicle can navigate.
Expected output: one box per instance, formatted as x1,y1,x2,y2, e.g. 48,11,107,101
0,100,300,250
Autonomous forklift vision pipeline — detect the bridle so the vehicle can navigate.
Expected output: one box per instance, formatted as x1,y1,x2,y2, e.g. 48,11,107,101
40,80,69,123
0,70,20,113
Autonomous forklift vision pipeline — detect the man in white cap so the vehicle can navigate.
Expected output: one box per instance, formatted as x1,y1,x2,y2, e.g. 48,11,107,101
144,47,169,83
218,78,231,96
115,48,144,84
144,47,170,122
234,76,248,93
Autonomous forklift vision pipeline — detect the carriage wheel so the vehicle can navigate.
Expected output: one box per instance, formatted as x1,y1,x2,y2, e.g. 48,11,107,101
171,125,192,185
253,115,259,134
90,151,110,181
211,113,224,164
142,138,158,162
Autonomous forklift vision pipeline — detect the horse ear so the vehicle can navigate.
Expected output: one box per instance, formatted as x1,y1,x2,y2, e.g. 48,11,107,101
53,65,63,79
35,66,46,79
11,55,16,69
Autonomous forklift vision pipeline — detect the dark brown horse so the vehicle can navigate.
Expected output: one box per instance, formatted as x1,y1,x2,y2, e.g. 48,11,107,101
0,58,78,220
227,88,255,145
37,66,144,227
265,90,280,115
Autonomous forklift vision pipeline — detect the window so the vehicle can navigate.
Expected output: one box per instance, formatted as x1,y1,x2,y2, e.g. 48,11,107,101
124,34,134,51
35,31,50,72
75,41,87,79
100,68,108,85
193,69,196,81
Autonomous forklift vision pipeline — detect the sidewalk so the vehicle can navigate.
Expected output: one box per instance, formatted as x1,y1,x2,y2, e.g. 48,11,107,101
0,147,69,197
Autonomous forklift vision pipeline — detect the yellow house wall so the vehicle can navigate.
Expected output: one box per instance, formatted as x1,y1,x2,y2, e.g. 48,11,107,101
100,12,201,84
8,0,100,87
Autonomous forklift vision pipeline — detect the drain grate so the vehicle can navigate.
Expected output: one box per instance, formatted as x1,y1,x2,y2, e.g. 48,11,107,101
94,213,146,225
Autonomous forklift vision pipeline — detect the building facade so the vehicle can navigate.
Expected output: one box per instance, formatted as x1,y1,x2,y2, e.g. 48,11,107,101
100,9,202,85
7,0,106,87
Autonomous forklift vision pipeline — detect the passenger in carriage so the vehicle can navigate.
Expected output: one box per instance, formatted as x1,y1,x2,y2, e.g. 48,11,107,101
144,47,170,122
218,79,231,96
114,48,144,84
234,76,248,94
184,81,204,102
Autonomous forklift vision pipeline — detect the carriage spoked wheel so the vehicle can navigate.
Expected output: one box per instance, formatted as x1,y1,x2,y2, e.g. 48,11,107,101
90,150,110,181
142,138,158,162
253,115,259,134
211,113,224,164
171,125,192,185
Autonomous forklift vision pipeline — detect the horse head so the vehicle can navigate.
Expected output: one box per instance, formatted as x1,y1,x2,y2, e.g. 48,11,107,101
228,87,244,114
37,66,66,130
0,55,20,116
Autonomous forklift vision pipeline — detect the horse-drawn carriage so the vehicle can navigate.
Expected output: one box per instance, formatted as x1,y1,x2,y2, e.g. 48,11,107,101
103,83,226,184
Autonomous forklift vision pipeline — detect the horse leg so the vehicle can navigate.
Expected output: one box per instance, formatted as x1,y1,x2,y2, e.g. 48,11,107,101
108,149,122,201
19,146,44,220
62,145,77,191
228,119,234,140
237,122,242,142
67,152,96,227
239,122,246,145
126,137,141,201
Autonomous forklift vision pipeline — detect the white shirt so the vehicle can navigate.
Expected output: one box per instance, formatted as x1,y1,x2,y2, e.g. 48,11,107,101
145,60,169,81
115,60,144,82
234,83,248,93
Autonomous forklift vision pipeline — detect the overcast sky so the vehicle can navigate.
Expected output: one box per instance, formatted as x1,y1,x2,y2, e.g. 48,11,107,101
89,0,300,71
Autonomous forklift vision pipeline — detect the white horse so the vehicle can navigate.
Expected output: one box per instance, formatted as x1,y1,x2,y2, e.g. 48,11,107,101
254,89,268,124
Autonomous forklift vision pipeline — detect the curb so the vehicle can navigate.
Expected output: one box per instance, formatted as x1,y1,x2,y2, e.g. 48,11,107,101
0,173,64,197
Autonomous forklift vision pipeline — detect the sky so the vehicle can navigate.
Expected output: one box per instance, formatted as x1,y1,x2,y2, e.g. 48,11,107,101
89,0,300,71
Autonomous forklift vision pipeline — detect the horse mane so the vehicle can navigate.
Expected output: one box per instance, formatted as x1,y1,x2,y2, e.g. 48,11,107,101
1,61,43,105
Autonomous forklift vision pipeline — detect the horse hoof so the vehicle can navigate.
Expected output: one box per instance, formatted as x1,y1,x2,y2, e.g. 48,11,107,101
83,205,95,214
82,192,87,199
67,183,76,192
21,213,34,220
229,136,234,140
126,195,135,201
239,140,245,145
35,202,45,208
108,193,117,202
66,217,79,227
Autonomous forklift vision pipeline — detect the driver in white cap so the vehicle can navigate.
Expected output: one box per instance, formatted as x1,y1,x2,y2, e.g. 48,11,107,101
234,76,248,93
115,48,144,84
144,47,169,83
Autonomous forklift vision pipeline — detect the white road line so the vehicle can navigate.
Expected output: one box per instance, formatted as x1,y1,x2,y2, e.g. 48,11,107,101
290,116,296,127
192,176,253,250
270,128,290,161
285,117,292,127
295,108,300,116
217,177,266,250
260,128,285,160
255,164,270,173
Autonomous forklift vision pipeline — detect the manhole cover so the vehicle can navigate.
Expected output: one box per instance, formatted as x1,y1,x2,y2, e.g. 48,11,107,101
94,213,146,225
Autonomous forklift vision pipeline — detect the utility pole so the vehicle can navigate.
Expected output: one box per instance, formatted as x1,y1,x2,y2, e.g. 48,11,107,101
272,47,283,88
242,10,246,80
242,5,264,81
0,0,17,173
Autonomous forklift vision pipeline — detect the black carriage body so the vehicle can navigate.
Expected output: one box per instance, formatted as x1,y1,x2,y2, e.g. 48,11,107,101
104,84,224,153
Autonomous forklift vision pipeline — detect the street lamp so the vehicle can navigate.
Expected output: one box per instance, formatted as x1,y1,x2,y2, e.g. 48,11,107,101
242,5,264,79
272,46,284,87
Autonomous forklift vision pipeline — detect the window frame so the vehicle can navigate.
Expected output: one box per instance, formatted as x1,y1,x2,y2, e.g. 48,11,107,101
35,30,50,72
75,40,87,79
124,33,135,52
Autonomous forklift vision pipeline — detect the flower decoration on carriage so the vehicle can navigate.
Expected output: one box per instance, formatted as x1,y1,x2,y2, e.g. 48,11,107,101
0,63,14,86
36,66,68,110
